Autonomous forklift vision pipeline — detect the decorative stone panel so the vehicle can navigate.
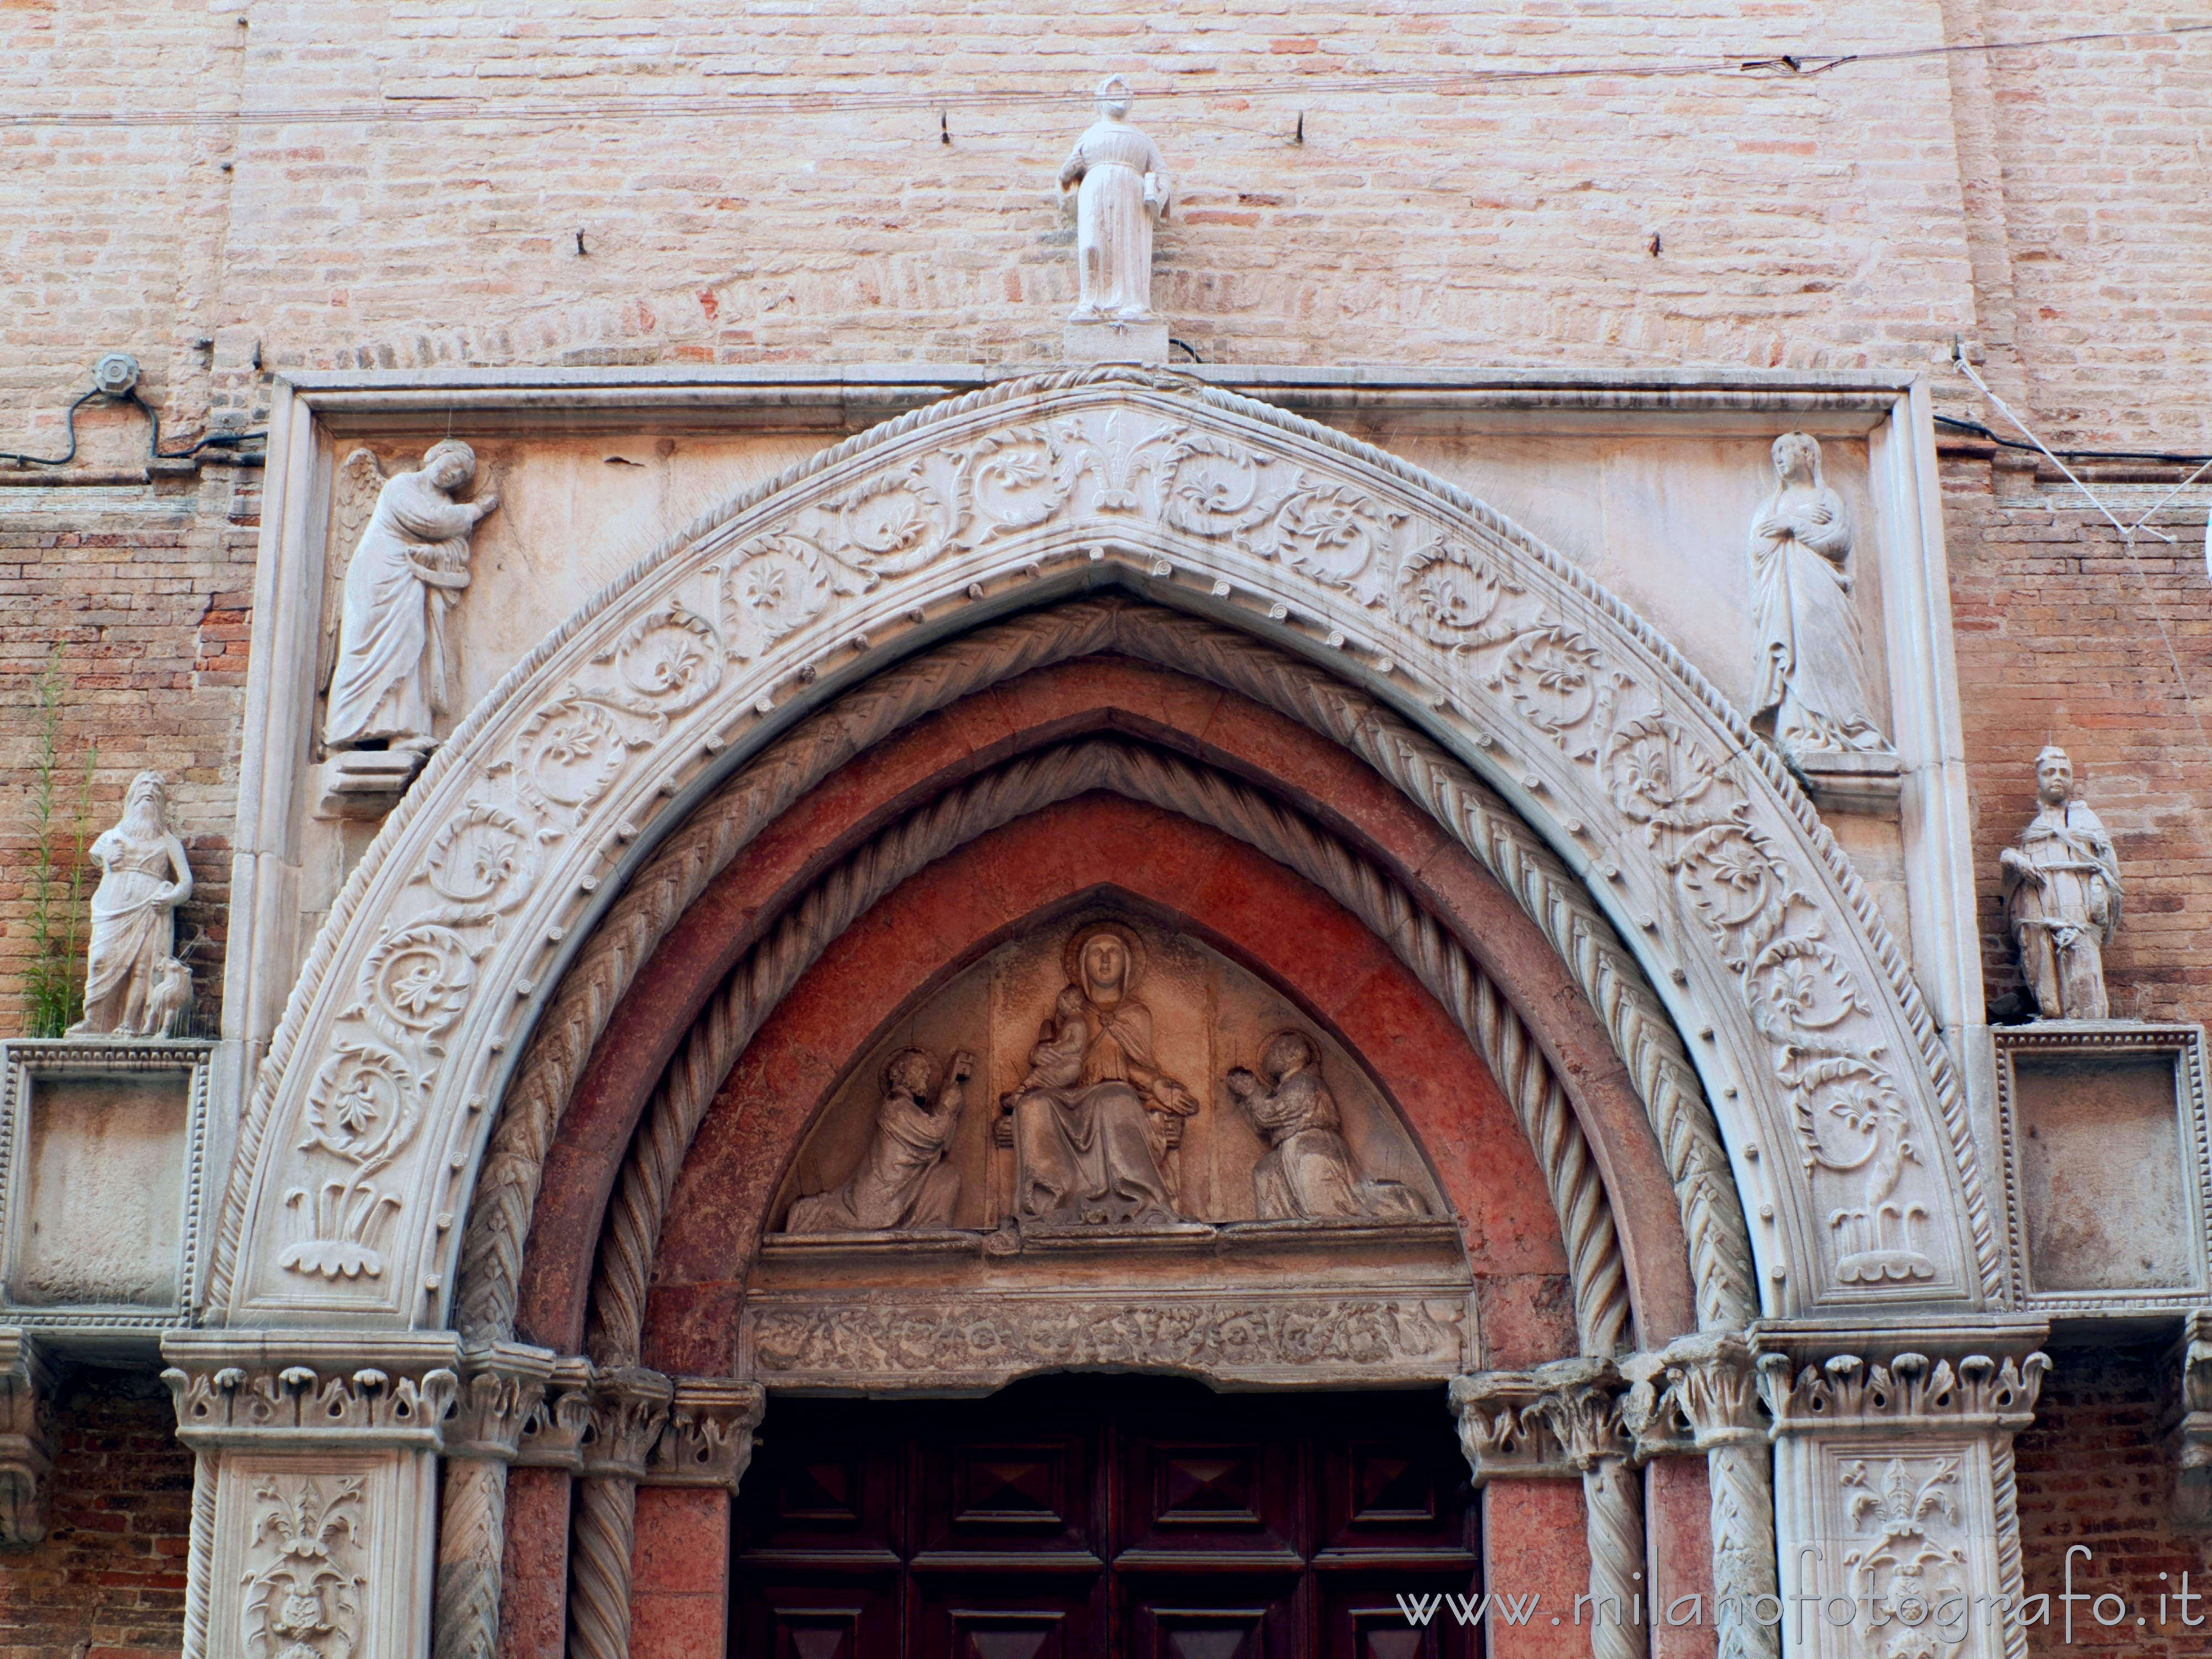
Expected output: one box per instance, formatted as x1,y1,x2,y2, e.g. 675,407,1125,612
0,1039,211,1348
1994,1023,2211,1313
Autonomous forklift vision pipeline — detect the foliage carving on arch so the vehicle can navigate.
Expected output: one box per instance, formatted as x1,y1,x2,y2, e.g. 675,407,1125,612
207,367,1995,1329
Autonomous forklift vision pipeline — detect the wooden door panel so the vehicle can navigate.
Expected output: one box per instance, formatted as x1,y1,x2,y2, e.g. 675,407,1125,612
730,1382,1474,1659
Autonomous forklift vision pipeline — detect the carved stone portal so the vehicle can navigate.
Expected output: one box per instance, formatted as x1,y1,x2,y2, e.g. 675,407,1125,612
774,913,1443,1233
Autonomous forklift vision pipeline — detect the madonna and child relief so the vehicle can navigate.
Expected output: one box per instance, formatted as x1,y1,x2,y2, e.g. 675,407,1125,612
776,917,1438,1234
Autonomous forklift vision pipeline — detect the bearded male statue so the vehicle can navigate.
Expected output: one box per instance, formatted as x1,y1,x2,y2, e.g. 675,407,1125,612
68,770,194,1038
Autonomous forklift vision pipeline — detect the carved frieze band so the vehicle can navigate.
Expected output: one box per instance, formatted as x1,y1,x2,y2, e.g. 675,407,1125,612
223,367,1984,1332
745,1289,1470,1390
160,1332,461,1450
1756,1339,2049,1437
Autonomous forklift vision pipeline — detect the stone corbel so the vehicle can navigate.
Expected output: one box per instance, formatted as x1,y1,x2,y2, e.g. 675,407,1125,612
0,1329,57,1545
1752,1322,2048,1659
2163,1312,2212,1528
1454,1359,1646,1659
648,1378,768,1491
160,1331,463,1659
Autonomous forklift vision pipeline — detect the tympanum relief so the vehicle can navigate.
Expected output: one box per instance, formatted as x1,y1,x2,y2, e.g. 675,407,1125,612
774,915,1441,1234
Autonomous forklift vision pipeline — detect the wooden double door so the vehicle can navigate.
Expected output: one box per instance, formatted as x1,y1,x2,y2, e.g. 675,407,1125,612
731,1375,1478,1658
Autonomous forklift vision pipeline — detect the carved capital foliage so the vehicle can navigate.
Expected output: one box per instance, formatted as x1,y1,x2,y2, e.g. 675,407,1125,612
513,1355,596,1471
1450,1358,1629,1484
1624,1332,1766,1462
648,1379,768,1490
444,1342,556,1462
577,1366,673,1483
0,1330,56,1545
160,1331,460,1451
1754,1324,2049,1438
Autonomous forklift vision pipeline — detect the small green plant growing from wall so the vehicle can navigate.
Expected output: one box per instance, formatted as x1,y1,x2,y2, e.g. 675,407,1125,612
21,646,96,1038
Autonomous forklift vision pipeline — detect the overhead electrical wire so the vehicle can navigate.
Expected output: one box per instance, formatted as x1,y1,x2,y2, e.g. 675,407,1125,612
4,19,2206,130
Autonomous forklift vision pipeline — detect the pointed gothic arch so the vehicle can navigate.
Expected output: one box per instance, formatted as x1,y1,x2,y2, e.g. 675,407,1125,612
205,366,1996,1344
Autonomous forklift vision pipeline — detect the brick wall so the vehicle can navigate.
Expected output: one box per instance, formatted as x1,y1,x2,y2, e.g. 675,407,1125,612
0,1366,192,1659
0,465,258,1032
1943,446,2212,1022
2015,1342,2212,1659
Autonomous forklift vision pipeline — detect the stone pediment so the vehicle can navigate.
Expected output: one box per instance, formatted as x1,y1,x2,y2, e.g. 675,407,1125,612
208,367,1995,1331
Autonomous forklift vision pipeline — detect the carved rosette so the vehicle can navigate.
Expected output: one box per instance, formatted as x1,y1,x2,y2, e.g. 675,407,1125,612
222,369,1991,1336
0,1331,55,1545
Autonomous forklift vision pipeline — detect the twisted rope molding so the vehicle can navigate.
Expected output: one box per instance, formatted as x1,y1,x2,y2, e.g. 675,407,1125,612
460,602,1749,1351
180,1450,215,1659
220,364,1990,1318
583,737,1630,1366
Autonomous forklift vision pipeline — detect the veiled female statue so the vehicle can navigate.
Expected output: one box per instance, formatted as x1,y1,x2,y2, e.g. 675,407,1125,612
325,440,498,752
1747,431,1892,759
1008,922,1200,1225
1058,75,1172,323
68,770,193,1038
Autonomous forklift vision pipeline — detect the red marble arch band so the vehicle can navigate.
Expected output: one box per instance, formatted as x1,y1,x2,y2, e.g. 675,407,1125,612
508,653,1699,1361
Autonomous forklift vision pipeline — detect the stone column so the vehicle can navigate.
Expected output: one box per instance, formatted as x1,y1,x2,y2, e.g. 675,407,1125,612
161,1331,461,1659
0,1329,56,1546
1755,1324,2048,1659
1629,1334,1781,1659
631,1380,769,1655
1454,1357,1648,1659
567,1365,673,1659
431,1343,555,1659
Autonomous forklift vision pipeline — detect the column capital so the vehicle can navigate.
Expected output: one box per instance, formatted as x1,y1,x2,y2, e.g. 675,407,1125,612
1450,1357,1626,1483
578,1365,674,1481
446,1341,558,1462
514,1354,596,1471
1627,1331,1767,1458
1751,1319,2048,1438
0,1329,57,1545
159,1329,460,1452
648,1378,768,1490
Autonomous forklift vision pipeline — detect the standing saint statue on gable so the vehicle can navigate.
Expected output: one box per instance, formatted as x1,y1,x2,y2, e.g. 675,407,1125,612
2001,744,2123,1020
1058,75,1172,325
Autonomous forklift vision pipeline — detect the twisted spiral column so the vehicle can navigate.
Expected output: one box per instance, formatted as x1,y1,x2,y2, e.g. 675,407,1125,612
434,1460,507,1659
1583,1454,1650,1659
566,1367,671,1659
1708,1441,1778,1659
180,1450,215,1659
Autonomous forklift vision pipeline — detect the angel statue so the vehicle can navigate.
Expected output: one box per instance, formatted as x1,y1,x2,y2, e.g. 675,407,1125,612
1747,432,1894,761
1058,75,1172,324
322,441,498,753
67,771,193,1039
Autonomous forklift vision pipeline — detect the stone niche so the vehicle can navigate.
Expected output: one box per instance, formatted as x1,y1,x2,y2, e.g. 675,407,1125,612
749,909,1475,1394
1995,1024,2212,1312
0,1040,211,1346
